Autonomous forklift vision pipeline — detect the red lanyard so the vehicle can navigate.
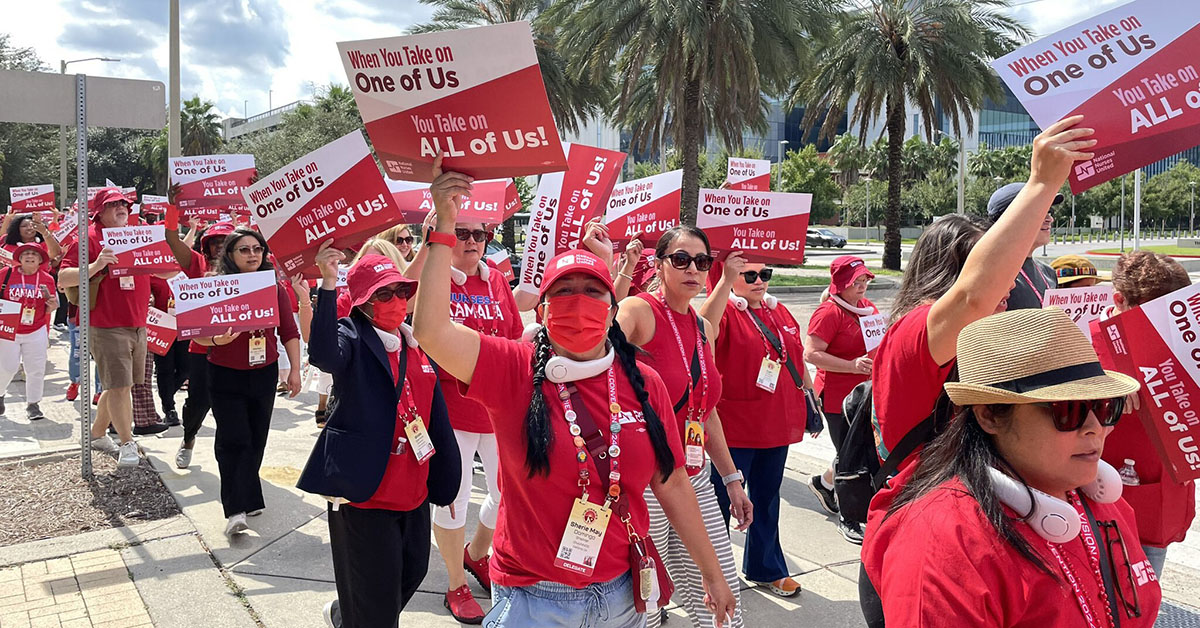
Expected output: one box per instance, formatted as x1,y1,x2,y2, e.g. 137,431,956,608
555,365,622,508
657,293,708,422
1044,493,1113,628
457,275,502,336
395,352,421,426
748,306,787,363
1019,267,1046,302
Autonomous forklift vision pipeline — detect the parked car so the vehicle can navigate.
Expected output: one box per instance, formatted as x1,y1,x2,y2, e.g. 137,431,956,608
806,228,847,248
485,239,521,286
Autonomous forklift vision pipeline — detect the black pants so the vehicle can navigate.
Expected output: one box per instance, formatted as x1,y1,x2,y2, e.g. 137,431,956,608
328,502,431,628
210,362,277,518
154,340,190,413
825,411,850,453
181,351,211,443
54,291,68,326
859,562,885,627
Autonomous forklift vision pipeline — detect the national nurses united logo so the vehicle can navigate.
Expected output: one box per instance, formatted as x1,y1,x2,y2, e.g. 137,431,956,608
1075,161,1096,180
583,508,598,524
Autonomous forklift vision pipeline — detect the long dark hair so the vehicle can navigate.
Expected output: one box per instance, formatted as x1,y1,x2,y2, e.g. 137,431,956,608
217,227,273,275
890,215,986,324
4,215,42,246
887,405,1056,577
522,321,676,481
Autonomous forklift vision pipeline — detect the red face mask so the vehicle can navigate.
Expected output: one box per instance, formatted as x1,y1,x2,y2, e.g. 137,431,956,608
544,294,611,354
369,296,408,331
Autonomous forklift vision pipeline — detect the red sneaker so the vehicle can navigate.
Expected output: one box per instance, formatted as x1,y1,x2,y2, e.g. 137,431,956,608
443,585,484,624
463,545,491,593
66,382,79,401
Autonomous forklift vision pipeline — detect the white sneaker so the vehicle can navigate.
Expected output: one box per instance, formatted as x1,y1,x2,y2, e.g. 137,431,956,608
90,435,119,457
117,441,140,468
175,446,193,469
225,513,249,537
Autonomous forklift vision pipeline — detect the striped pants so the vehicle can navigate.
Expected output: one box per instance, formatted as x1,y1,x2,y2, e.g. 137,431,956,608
645,465,744,628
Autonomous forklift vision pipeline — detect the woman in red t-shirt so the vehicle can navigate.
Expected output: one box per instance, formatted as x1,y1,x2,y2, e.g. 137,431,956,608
414,159,736,628
0,243,56,420
867,307,1160,627
617,226,749,626
2,212,61,272
804,256,878,543
192,227,301,537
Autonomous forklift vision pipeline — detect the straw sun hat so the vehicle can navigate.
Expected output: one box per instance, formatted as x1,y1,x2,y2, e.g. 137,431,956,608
943,308,1138,406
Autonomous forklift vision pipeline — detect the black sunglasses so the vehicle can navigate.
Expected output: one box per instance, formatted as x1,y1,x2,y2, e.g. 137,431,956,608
1095,519,1142,619
742,269,773,284
1034,397,1124,432
455,228,493,243
394,236,415,246
660,252,714,272
370,283,417,303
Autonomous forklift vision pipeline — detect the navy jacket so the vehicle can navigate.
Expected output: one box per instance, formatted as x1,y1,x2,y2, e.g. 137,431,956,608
297,288,460,506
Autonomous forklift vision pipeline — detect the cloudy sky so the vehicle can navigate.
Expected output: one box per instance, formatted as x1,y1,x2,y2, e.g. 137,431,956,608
4,0,1136,123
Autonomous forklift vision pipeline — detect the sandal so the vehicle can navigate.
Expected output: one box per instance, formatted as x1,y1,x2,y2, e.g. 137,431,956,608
757,577,802,598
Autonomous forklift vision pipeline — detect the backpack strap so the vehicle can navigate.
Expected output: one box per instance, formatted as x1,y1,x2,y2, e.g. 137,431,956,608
871,366,959,491
1,268,12,296
747,308,804,388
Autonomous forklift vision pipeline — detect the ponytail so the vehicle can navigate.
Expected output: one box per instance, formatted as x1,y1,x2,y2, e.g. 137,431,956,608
609,319,676,481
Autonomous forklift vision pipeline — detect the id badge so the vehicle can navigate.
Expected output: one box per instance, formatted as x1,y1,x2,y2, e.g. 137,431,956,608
756,357,781,393
119,276,135,291
167,298,175,317
553,498,611,577
684,420,706,469
248,336,267,366
403,419,436,464
20,307,35,326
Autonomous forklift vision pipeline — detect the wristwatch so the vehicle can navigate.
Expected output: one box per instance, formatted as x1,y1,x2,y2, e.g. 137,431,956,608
424,226,457,248
721,470,745,486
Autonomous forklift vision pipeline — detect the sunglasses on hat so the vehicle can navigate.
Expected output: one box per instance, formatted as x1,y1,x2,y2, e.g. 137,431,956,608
1034,397,1125,431
371,283,417,303
741,269,773,283
661,252,714,272
455,228,493,243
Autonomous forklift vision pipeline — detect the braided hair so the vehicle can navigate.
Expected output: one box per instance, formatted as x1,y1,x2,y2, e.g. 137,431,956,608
523,320,676,481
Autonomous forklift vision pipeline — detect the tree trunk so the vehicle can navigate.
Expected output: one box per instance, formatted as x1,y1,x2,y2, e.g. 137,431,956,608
884,95,905,270
680,72,702,225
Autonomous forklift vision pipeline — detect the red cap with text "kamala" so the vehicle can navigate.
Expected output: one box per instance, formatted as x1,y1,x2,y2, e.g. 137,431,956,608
347,253,417,308
829,255,874,295
539,250,614,299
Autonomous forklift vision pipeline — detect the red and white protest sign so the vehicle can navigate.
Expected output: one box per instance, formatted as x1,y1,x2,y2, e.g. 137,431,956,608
1043,285,1114,332
245,131,402,275
726,158,772,191
517,143,626,293
487,249,515,283
1100,282,1200,482
860,313,889,354
141,194,169,217
174,270,280,339
9,185,55,212
102,226,179,277
146,307,178,356
0,300,19,341
169,154,256,220
54,213,79,248
387,177,518,225
337,21,567,182
695,189,812,264
603,170,682,247
992,0,1200,193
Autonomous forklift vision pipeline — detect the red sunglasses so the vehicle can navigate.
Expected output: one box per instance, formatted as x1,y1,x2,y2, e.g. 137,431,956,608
1034,397,1125,432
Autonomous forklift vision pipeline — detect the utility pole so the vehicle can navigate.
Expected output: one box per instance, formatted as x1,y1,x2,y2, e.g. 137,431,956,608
58,58,119,205
169,0,180,159
1121,175,1126,252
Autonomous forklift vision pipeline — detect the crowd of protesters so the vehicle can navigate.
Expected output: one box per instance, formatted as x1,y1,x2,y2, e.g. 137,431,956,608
8,112,1189,627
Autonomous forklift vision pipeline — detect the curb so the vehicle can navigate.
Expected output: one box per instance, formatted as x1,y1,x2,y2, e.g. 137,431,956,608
0,514,196,567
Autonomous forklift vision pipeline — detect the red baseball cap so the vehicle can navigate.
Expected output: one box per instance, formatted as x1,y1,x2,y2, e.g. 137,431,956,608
200,222,235,251
829,256,874,295
14,242,48,264
90,187,131,216
347,254,417,307
538,250,614,298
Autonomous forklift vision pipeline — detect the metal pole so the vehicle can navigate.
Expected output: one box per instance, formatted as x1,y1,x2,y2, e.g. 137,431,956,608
776,140,788,191
957,139,965,214
865,180,871,245
75,74,92,479
1121,175,1126,252
59,61,68,208
1134,169,1142,251
1070,195,1075,242
1191,182,1196,234
169,0,180,159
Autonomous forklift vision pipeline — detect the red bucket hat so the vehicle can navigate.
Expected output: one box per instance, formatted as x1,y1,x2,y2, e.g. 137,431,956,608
347,254,417,308
538,250,614,299
829,256,874,295
90,187,131,218
13,242,48,264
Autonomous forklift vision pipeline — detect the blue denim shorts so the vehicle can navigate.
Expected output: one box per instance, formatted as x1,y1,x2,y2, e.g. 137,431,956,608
485,571,645,628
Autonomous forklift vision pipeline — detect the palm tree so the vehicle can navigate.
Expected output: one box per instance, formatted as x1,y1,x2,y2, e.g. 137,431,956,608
548,0,832,221
791,0,1030,269
181,96,224,156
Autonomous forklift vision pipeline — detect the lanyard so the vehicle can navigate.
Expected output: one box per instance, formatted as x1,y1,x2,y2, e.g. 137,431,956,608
1019,267,1047,302
456,275,502,336
748,306,787,363
396,371,421,426
1045,493,1113,628
555,365,622,508
657,293,709,422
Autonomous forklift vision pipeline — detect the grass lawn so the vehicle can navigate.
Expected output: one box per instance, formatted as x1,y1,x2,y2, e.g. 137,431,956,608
1088,245,1200,257
795,264,903,277
769,275,834,286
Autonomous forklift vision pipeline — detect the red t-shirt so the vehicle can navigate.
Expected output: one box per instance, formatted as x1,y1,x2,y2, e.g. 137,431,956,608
3,268,55,334
1090,319,1196,547
714,300,807,449
632,293,722,475
353,340,436,511
863,479,1161,627
464,334,685,589
807,298,878,414
440,270,524,433
335,290,352,319
207,283,301,370
61,224,151,329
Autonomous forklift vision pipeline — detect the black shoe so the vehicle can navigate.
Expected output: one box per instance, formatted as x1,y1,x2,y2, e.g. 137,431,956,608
315,410,327,429
323,599,342,628
164,410,181,427
839,519,864,545
26,403,44,421
808,475,839,515
0,396,5,415
133,422,169,436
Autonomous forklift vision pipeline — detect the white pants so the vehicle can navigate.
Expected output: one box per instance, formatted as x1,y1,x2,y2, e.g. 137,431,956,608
433,430,501,530
0,327,48,405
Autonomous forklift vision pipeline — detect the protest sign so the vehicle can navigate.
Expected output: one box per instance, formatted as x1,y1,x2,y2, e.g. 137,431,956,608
992,0,1200,193
244,130,403,275
1043,285,1114,332
169,154,256,219
387,177,518,225
146,307,178,356
337,21,567,182
174,270,280,339
860,313,889,354
53,213,78,248
517,143,626,293
102,225,179,276
9,185,55,212
0,300,18,341
726,158,772,191
1100,282,1200,482
694,188,812,264
487,249,515,283
141,194,169,217
603,170,682,247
